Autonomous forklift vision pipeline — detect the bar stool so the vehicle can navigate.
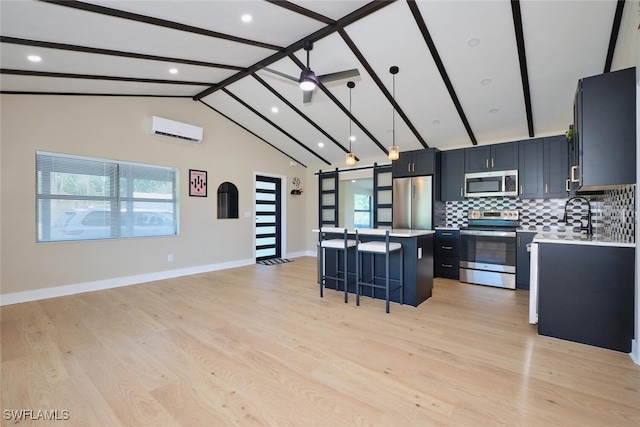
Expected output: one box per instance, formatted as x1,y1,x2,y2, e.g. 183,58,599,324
318,227,357,303
355,229,404,313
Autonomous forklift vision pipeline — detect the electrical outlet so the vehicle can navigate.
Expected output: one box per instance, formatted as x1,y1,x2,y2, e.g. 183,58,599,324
168,254,173,262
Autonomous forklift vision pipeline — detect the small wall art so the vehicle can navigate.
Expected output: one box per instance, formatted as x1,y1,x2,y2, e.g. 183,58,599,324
189,169,207,197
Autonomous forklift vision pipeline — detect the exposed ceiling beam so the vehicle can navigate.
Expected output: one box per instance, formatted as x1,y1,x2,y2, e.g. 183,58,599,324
222,88,331,165
0,36,245,71
37,0,281,50
0,69,212,86
264,0,335,25
193,1,395,100
199,100,307,168
251,72,358,159
406,0,478,146
604,0,626,73
339,28,429,149
0,91,191,98
288,54,389,156
510,0,534,138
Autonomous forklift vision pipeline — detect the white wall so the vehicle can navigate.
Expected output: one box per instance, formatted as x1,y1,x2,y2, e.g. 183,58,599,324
0,95,308,301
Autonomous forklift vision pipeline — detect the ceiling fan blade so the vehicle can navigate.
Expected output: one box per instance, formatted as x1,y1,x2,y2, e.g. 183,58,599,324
317,68,360,84
302,90,313,104
263,67,299,83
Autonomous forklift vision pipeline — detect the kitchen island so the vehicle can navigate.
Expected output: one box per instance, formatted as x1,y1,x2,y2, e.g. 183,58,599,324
530,233,635,352
317,229,434,307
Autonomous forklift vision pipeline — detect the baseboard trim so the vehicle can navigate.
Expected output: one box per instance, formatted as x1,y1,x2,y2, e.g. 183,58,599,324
0,258,255,306
287,251,316,258
631,339,639,365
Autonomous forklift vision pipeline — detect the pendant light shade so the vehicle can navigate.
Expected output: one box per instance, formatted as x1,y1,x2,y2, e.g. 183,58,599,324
346,152,356,166
346,81,357,166
388,145,400,161
388,66,400,161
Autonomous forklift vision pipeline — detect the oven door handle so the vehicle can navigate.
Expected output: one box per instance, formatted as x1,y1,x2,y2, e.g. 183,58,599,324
460,230,516,237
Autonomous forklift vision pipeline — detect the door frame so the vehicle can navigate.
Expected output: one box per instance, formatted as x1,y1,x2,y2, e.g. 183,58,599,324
253,172,287,260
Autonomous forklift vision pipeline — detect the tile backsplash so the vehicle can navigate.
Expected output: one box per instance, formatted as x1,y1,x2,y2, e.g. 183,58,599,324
439,184,635,243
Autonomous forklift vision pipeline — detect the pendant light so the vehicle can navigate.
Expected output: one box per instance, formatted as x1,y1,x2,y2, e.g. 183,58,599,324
388,66,400,161
346,81,357,166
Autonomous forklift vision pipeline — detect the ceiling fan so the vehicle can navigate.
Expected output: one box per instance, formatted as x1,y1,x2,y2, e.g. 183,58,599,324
264,40,360,104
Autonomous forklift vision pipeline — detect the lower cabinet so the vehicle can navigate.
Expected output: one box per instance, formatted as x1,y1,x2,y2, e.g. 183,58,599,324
537,243,634,353
516,232,536,290
435,229,459,280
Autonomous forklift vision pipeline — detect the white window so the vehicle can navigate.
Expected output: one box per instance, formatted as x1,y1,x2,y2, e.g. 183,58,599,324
36,151,178,242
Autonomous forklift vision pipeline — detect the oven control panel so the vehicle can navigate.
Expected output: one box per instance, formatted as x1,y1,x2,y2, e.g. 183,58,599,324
467,209,519,220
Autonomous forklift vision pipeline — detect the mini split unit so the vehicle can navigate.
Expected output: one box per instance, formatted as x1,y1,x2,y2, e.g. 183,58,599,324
149,116,203,143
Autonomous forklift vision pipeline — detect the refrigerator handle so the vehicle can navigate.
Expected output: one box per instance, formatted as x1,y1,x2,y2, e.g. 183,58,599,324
412,184,415,199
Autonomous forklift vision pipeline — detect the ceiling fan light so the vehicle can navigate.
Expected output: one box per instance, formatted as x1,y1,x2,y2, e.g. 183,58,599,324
346,152,357,166
299,80,316,91
388,145,400,161
299,68,318,91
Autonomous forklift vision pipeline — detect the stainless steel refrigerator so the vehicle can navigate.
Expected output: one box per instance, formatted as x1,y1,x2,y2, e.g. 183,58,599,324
392,176,433,230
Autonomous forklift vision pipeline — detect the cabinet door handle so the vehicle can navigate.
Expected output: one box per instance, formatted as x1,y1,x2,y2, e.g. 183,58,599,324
491,158,495,168
408,163,411,172
517,236,521,247
571,165,579,182
485,158,489,168
412,163,415,172
442,246,453,250
460,187,463,197
520,185,523,195
566,179,570,192
441,232,453,236
442,264,453,268
545,183,549,194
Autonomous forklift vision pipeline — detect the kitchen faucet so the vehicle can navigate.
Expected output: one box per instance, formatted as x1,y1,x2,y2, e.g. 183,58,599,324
560,196,593,235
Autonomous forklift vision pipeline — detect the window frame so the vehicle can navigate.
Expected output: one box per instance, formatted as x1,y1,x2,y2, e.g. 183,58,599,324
36,151,179,243
353,193,373,229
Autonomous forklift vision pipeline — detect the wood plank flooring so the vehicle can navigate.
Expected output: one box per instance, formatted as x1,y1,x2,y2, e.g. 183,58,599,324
2,256,640,426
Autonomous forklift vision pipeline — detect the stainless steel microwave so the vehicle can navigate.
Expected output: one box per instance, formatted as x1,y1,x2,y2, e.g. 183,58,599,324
464,170,518,197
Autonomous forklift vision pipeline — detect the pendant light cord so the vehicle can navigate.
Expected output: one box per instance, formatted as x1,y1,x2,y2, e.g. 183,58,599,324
392,72,396,147
349,86,352,152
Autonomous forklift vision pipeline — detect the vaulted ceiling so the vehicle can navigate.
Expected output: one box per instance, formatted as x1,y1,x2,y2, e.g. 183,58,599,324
0,1,628,168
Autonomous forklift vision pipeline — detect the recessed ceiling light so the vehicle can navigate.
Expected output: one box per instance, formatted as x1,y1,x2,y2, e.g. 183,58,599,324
169,68,178,74
467,37,480,47
349,135,356,142
480,78,492,86
27,55,41,62
432,119,440,125
317,142,324,148
271,107,278,113
489,108,500,114
241,14,252,23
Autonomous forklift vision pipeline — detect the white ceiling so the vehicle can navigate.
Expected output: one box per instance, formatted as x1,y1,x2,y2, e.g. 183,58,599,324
0,0,627,168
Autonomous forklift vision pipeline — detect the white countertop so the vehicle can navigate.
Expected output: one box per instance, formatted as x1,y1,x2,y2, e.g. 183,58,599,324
533,233,636,248
435,226,459,231
313,228,435,238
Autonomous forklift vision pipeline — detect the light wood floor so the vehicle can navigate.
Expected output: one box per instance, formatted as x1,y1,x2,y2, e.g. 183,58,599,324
2,256,640,426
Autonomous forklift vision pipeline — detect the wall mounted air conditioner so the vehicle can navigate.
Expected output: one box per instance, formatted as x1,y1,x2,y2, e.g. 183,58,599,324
149,116,203,143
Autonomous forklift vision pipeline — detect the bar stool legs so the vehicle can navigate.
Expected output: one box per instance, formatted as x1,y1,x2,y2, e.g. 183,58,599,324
355,229,404,313
318,227,356,303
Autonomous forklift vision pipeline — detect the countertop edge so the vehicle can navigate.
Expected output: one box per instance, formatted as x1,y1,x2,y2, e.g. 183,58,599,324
533,234,636,248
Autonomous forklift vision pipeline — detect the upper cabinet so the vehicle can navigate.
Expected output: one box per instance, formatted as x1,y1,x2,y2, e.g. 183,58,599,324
543,135,569,198
392,148,436,178
439,149,465,201
572,67,636,191
465,141,518,173
518,138,544,198
518,135,569,199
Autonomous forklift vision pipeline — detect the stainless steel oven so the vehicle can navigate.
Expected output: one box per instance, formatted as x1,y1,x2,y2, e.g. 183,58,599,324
459,210,519,289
